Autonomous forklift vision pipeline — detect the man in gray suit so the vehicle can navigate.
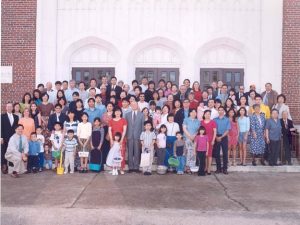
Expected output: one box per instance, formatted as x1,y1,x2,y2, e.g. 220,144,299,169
125,101,144,172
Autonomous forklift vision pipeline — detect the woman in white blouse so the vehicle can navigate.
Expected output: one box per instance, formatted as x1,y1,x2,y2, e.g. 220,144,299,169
272,94,292,120
165,113,180,168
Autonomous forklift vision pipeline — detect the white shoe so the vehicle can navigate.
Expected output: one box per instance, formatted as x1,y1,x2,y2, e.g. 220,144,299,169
115,170,118,175
70,171,74,174
64,171,68,174
112,169,116,175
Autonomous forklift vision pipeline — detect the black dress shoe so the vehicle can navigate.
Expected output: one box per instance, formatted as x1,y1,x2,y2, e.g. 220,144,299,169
252,160,257,166
215,169,222,174
223,170,228,175
260,159,266,166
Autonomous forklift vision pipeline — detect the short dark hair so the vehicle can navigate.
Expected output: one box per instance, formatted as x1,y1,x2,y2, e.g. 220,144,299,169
277,94,286,103
62,80,68,84
255,94,262,99
112,106,123,118
72,92,79,96
237,107,248,117
30,132,37,136
37,83,44,88
54,122,62,128
132,80,138,85
67,129,74,134
55,81,62,85
88,98,95,103
218,106,225,111
202,109,212,120
55,103,62,109
144,120,152,126
197,126,206,135
167,113,175,120
16,124,24,129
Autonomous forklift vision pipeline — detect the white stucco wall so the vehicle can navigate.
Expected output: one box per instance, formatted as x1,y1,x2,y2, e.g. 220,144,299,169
36,0,283,93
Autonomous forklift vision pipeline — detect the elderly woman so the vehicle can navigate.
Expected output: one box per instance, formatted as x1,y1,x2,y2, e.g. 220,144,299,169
183,109,200,173
5,124,29,178
272,94,292,120
249,104,266,166
265,109,282,166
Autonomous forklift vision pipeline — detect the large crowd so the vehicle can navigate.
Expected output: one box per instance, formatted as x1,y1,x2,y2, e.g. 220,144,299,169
1,76,297,178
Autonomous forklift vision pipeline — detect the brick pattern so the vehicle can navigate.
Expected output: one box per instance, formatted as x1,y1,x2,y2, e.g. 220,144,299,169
1,0,37,112
282,0,300,124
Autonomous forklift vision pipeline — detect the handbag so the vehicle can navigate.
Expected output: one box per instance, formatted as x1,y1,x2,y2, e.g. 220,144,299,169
140,149,151,167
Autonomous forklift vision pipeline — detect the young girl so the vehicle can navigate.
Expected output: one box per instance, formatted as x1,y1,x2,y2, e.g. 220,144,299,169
106,132,122,175
50,122,63,169
90,118,104,171
156,125,167,166
227,109,239,166
152,106,162,130
194,126,209,176
44,144,52,170
77,113,92,173
237,107,250,166
173,132,187,175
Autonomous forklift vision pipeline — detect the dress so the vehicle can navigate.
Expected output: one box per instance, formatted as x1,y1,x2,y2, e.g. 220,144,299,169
249,114,266,155
200,120,216,157
108,118,127,169
228,121,238,146
106,142,121,167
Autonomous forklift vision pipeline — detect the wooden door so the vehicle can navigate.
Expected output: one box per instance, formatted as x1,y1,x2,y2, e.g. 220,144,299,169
200,68,244,91
135,68,179,86
72,67,115,87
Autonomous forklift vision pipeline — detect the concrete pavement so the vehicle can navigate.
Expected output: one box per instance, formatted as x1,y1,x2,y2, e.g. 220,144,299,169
1,171,300,225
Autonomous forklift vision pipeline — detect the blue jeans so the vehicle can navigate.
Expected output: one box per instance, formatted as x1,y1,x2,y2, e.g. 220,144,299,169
176,156,186,172
38,153,44,169
44,160,53,170
165,136,176,166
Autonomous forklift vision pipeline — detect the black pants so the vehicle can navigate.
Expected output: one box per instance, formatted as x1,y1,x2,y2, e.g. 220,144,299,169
27,155,39,171
156,148,166,166
214,135,228,171
269,140,281,166
282,137,291,164
1,142,8,166
197,151,206,175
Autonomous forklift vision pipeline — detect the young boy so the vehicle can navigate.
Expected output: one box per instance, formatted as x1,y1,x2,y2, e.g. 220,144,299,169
36,126,45,172
27,132,41,173
140,121,156,175
173,132,187,175
44,144,53,170
63,130,78,174
50,122,63,170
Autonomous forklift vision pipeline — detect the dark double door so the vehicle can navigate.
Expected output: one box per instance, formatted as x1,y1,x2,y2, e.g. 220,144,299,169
71,67,115,87
135,68,179,86
200,68,244,91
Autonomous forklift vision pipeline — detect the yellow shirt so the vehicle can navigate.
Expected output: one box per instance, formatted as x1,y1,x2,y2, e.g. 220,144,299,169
249,104,270,119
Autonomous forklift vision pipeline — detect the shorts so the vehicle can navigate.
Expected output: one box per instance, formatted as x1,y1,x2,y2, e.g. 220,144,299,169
238,132,248,144
52,151,60,159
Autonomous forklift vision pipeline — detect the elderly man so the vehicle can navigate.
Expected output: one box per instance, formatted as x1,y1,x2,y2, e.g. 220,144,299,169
5,124,29,178
125,101,145,172
1,103,19,174
46,82,56,104
261,83,278,110
65,79,79,103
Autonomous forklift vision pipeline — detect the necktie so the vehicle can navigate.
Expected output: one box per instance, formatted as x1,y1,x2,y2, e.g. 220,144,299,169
8,113,13,126
133,111,136,122
18,136,23,152
263,93,268,105
285,120,288,129
56,114,60,122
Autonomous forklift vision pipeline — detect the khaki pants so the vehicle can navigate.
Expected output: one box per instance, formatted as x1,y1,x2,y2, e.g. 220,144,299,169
64,151,75,173
142,146,154,173
5,151,26,174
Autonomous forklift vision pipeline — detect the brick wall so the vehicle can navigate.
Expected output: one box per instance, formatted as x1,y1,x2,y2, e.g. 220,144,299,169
1,0,37,112
282,0,300,124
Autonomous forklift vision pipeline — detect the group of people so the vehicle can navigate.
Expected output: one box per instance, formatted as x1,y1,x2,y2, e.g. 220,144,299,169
1,76,297,178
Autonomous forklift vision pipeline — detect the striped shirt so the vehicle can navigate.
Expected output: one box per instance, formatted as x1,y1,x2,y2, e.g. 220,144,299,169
140,131,156,147
64,120,79,135
64,138,78,152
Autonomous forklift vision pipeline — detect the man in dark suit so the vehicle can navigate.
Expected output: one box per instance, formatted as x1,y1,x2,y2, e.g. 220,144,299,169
47,104,67,131
1,102,19,174
280,111,296,165
125,101,144,172
236,85,247,105
106,76,122,100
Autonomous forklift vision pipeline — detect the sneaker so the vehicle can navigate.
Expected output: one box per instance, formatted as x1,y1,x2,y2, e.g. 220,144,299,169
64,171,68,174
70,171,74,174
39,168,43,172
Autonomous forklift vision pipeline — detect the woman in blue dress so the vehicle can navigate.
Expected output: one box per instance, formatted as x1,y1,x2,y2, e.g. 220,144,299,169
250,104,266,166
183,108,200,173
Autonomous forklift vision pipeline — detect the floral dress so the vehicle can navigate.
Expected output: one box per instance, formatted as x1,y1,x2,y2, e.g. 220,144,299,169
249,114,266,155
228,121,239,146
